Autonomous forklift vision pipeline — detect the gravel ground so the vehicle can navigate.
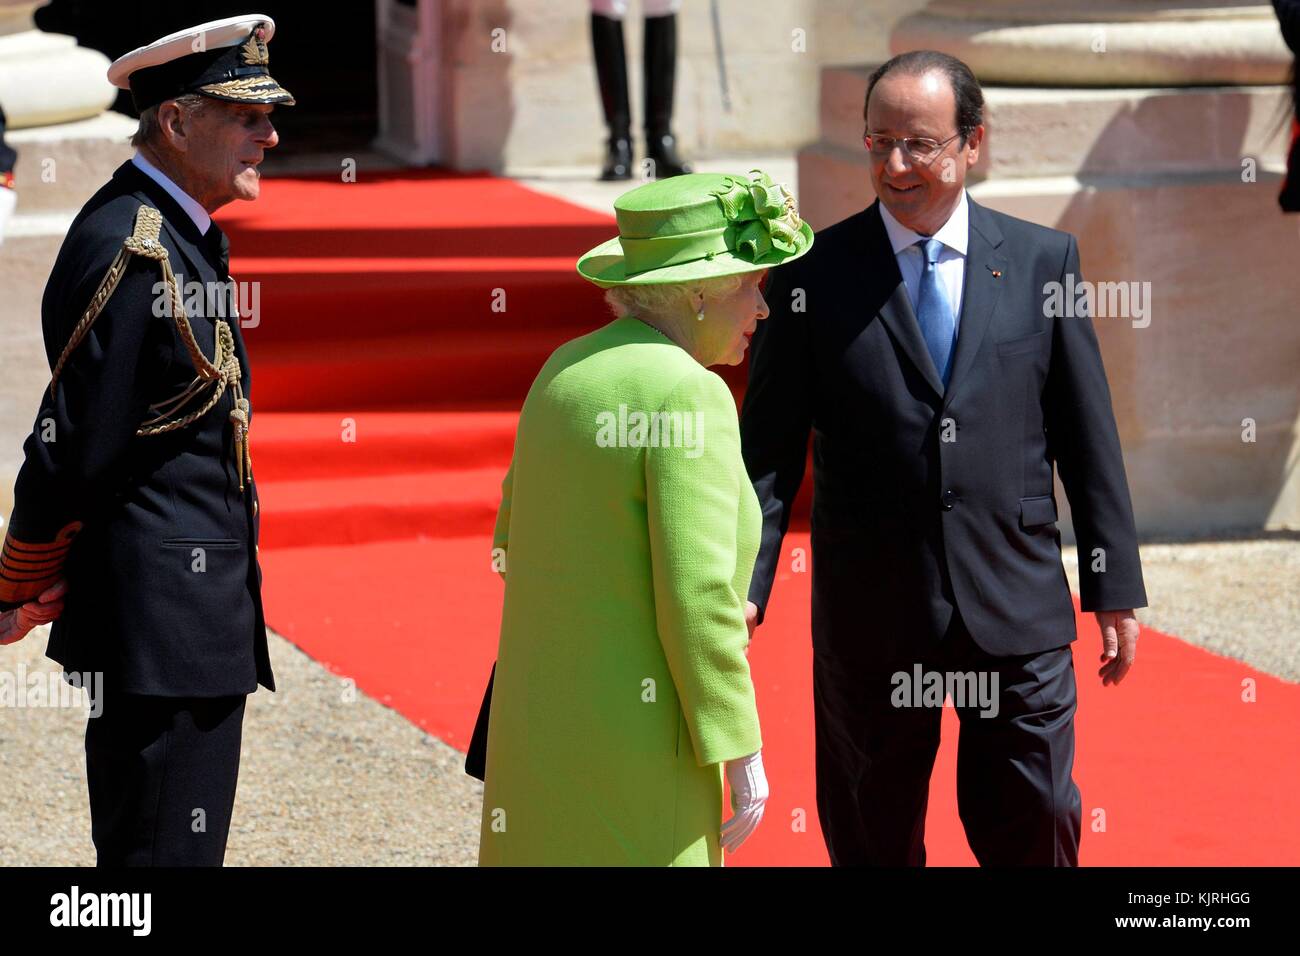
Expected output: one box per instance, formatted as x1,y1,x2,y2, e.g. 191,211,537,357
0,628,484,866
2,534,1294,866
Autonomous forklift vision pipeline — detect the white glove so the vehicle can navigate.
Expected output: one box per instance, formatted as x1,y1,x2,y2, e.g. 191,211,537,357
720,749,768,854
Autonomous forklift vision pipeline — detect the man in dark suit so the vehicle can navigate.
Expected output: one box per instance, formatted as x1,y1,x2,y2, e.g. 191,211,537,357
740,50,1147,866
0,15,293,865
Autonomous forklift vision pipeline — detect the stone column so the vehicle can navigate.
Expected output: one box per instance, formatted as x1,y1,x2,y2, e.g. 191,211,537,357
892,1,1290,86
0,0,131,503
0,0,114,128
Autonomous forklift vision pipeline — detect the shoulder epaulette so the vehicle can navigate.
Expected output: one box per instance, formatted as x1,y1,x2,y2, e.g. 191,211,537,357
49,204,169,398
122,204,167,260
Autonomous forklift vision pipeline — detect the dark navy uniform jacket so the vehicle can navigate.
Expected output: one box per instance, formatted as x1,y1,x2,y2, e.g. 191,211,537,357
0,160,273,697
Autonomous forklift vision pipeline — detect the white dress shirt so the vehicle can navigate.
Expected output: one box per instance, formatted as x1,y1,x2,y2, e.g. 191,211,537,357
131,151,211,235
878,188,969,334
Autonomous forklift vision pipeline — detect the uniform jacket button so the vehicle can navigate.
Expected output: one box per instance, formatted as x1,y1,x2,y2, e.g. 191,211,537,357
941,489,957,510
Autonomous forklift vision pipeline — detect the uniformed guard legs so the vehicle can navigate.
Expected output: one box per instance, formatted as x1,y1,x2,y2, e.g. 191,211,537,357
590,12,633,181
643,12,692,178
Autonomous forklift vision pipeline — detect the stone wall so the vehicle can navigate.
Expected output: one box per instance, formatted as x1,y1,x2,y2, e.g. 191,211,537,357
433,0,930,171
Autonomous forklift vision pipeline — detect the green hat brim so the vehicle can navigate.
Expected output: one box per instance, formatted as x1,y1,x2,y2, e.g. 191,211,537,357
576,220,814,288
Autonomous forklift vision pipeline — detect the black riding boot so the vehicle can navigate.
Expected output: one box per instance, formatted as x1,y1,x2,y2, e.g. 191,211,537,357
643,12,692,179
590,12,633,181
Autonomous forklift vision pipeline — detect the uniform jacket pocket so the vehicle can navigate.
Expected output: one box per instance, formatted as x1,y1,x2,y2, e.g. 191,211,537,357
161,538,241,550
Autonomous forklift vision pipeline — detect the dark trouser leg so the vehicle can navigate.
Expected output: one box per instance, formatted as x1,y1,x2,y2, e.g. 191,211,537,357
590,12,633,180
814,651,942,865
642,12,692,178
85,692,247,866
945,617,1083,866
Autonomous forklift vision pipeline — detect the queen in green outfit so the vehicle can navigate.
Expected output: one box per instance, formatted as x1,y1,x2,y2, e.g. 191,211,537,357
477,170,813,866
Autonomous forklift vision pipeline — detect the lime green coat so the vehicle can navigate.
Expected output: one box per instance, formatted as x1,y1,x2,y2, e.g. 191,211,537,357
477,315,763,866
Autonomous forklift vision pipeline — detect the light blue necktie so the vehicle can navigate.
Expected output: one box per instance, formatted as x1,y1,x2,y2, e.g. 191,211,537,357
914,237,956,388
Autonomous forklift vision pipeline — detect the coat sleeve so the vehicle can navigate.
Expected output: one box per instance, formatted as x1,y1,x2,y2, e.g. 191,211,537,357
0,229,167,610
645,368,762,768
739,260,814,625
1044,235,1148,612
491,458,514,581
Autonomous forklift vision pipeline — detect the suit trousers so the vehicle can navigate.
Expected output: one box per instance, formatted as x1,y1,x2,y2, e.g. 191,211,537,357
812,608,1082,866
84,689,247,866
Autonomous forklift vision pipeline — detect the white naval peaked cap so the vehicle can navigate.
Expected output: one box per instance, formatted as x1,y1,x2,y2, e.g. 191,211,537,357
107,14,294,111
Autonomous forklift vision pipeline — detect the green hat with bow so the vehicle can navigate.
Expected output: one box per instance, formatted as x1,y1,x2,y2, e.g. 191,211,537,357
576,169,814,287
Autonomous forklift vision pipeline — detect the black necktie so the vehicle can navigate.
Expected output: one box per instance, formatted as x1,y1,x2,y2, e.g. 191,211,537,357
204,222,230,279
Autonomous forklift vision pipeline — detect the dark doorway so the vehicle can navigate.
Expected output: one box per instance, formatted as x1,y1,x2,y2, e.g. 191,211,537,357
35,0,378,157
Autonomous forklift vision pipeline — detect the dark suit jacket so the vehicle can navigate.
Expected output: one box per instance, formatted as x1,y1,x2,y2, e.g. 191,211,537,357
0,161,272,696
740,195,1147,662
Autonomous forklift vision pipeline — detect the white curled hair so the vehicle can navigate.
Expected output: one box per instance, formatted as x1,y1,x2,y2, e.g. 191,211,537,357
603,273,744,322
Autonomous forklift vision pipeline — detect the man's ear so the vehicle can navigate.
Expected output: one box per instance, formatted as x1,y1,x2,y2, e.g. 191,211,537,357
964,124,984,166
157,101,190,153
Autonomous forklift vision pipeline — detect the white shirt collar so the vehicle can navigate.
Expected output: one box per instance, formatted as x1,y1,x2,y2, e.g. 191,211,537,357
131,151,211,235
879,188,969,258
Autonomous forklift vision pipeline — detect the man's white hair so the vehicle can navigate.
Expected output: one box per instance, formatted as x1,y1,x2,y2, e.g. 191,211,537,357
603,273,744,321
130,94,210,149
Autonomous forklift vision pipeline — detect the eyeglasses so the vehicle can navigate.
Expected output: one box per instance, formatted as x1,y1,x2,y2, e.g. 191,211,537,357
864,131,962,163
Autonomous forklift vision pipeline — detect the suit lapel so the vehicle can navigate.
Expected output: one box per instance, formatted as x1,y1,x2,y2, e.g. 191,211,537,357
941,198,1007,413
863,202,946,398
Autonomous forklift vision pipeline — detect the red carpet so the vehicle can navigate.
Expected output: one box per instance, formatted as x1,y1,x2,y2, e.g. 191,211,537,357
227,171,1300,866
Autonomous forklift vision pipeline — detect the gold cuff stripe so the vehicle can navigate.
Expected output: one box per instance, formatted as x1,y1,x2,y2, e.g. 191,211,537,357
0,565,64,581
1,522,83,553
0,548,71,572
2,546,73,564
2,539,76,556
0,522,82,568
0,522,79,602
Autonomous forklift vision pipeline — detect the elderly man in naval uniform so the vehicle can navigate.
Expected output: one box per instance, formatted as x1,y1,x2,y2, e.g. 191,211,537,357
0,14,292,866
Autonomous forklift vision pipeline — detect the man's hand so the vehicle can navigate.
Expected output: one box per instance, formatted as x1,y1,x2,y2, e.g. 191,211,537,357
1096,608,1138,686
743,601,760,656
0,579,69,645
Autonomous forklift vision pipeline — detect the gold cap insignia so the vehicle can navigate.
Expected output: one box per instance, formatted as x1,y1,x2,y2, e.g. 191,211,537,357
240,24,270,66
